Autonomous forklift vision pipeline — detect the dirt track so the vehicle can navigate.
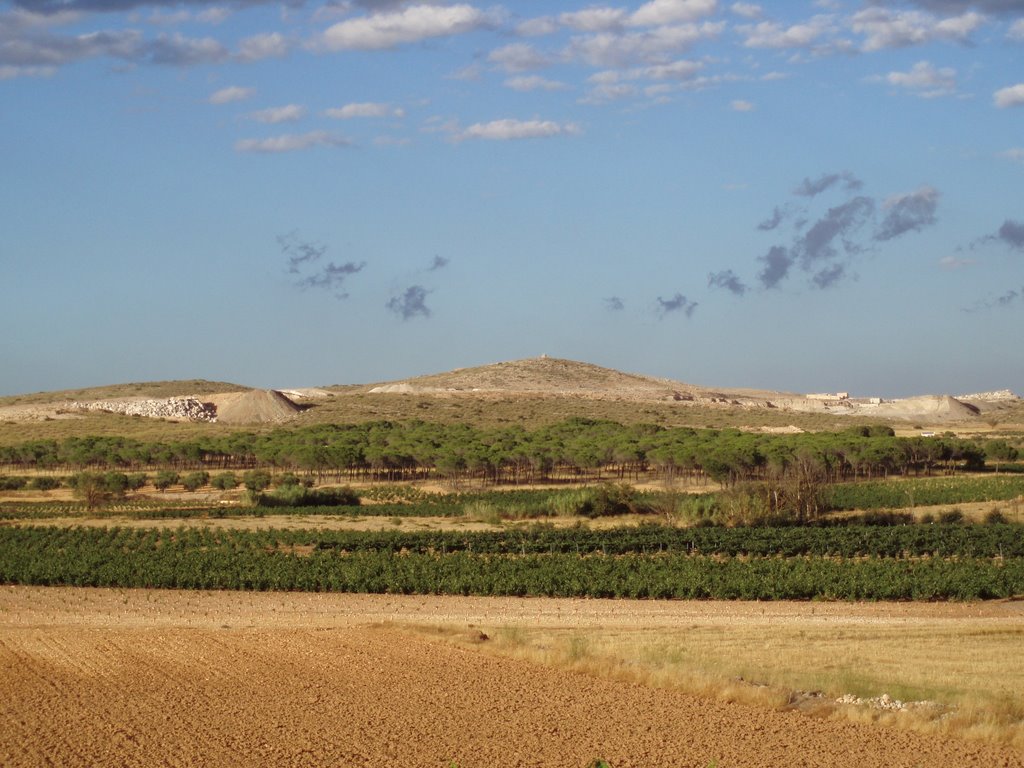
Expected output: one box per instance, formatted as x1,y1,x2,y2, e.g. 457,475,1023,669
2,588,1022,768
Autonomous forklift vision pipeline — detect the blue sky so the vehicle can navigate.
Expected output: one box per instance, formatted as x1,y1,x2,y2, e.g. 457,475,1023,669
2,0,1022,398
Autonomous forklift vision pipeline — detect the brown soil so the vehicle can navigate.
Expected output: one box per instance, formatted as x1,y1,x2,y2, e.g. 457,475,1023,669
1,587,1021,768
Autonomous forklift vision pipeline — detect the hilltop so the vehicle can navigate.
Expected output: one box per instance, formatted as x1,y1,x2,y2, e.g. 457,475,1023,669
358,356,1016,425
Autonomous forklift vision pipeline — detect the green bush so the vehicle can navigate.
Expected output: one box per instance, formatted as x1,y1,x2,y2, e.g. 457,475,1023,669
0,476,27,491
181,472,210,492
938,508,965,524
242,470,272,494
255,485,360,508
126,473,148,492
211,472,239,491
153,470,180,492
28,477,62,491
984,509,1008,524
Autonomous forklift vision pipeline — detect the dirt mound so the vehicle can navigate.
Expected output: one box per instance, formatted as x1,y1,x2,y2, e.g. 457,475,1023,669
209,389,301,424
876,395,980,421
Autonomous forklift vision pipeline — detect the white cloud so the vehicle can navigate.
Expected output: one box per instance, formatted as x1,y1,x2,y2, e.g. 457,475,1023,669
145,33,226,65
994,83,1024,108
146,10,190,27
319,4,487,51
559,7,627,32
850,8,985,51
326,102,405,119
447,62,483,80
237,32,289,62
592,58,703,82
488,42,553,72
504,75,568,91
1009,19,1024,41
145,7,228,26
208,85,255,104
248,104,306,124
581,58,707,102
642,58,703,79
580,82,638,103
1000,147,1024,163
0,64,56,79
730,2,761,19
459,118,581,141
883,60,956,98
731,99,754,111
197,7,230,25
235,131,352,153
516,16,559,37
739,16,833,48
939,255,974,270
568,22,723,67
630,0,717,27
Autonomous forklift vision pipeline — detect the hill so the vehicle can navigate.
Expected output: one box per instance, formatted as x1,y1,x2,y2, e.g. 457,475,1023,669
368,357,694,399
1,358,1021,445
0,379,248,407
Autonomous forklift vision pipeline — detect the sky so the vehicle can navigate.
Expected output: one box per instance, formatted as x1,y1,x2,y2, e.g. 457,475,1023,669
1,0,1022,398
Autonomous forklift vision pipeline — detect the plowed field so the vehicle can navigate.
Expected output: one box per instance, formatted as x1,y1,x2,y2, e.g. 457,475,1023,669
1,587,1022,768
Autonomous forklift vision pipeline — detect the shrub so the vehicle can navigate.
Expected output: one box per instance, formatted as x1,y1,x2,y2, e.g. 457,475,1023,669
984,508,1008,524
242,470,272,494
275,472,311,488
71,471,126,509
938,508,965,524
584,483,640,518
859,511,914,526
126,473,148,492
101,472,130,496
255,485,360,508
28,477,62,491
153,470,180,492
211,472,239,491
181,472,210,492
0,476,27,491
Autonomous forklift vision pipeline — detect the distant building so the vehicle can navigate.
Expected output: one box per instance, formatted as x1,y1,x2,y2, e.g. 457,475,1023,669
807,392,849,401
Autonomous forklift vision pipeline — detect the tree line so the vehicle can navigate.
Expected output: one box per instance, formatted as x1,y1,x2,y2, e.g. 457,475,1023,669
0,419,1018,487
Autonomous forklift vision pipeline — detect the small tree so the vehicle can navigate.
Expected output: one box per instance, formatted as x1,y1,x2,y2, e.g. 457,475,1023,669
126,473,148,492
182,471,210,492
102,472,130,497
211,472,239,491
242,470,272,494
72,472,117,509
985,440,1019,474
153,470,180,492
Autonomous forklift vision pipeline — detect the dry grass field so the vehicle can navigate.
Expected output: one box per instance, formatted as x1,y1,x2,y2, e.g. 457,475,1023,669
2,587,1023,767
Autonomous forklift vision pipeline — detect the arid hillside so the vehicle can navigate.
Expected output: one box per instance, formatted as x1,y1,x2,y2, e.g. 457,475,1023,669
1,358,1021,439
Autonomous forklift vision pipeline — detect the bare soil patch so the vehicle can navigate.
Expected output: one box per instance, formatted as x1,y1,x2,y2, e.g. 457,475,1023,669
1,587,1021,767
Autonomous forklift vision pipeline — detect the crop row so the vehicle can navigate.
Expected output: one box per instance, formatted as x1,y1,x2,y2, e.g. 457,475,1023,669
824,476,1024,510
3,522,1023,557
1,527,1021,600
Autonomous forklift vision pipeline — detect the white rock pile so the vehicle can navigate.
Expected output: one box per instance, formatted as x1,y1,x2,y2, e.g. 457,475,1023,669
956,389,1019,401
68,397,217,422
834,693,942,712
